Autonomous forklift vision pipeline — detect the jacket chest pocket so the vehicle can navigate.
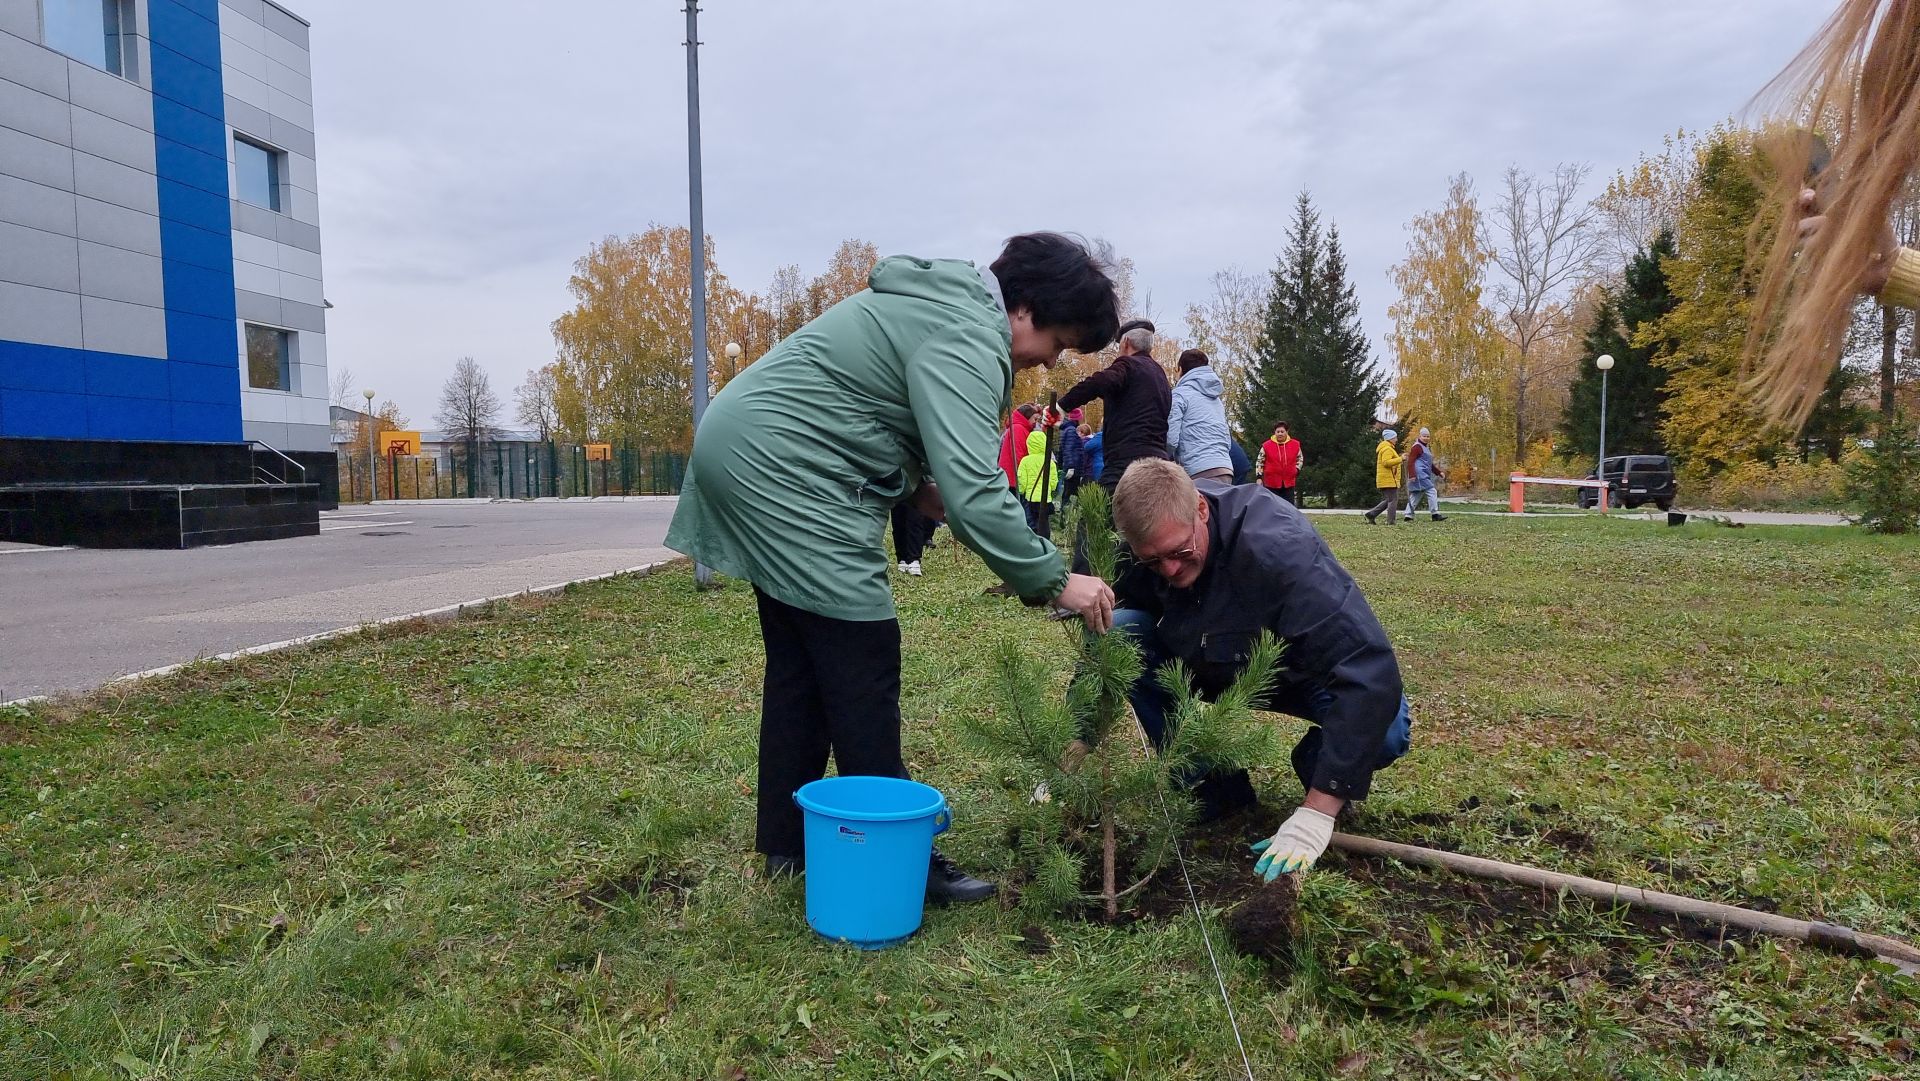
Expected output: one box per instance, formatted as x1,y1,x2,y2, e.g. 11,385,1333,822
1200,629,1258,667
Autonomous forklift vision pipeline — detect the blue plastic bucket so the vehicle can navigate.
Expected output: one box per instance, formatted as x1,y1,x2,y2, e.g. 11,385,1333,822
793,776,951,949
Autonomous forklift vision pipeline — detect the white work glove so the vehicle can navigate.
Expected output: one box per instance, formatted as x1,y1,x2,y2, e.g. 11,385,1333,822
1250,806,1336,881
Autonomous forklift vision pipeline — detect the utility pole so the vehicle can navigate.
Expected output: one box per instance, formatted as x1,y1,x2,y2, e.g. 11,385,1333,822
684,1,713,587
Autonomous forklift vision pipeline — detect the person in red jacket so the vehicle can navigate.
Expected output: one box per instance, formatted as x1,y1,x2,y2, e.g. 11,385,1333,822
1259,422,1303,504
996,403,1039,489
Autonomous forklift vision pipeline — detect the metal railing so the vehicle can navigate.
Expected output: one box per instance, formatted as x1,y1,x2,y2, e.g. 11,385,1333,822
249,439,308,485
336,442,685,503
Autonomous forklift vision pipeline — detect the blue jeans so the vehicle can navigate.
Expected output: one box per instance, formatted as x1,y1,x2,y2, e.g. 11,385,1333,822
1113,609,1412,794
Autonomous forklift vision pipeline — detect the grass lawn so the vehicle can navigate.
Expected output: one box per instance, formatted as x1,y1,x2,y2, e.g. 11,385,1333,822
3,515,1917,1080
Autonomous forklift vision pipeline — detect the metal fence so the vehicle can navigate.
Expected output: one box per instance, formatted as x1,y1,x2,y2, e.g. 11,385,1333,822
337,442,686,503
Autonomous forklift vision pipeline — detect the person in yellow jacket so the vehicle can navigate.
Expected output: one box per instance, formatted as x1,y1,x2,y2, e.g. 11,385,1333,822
1015,427,1061,534
1364,429,1403,524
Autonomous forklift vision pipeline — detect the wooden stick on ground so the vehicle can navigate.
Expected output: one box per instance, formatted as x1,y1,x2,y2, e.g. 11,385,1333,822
1331,832,1920,975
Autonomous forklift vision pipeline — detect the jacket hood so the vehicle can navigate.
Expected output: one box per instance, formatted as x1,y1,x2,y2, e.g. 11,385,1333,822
1177,366,1224,399
867,255,1002,317
1025,429,1049,456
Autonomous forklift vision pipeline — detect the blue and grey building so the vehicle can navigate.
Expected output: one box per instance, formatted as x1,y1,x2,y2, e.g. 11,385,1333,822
1,0,329,450
1,0,332,544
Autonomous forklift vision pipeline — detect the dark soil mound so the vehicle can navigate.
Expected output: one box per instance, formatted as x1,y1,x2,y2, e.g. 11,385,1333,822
1224,874,1301,967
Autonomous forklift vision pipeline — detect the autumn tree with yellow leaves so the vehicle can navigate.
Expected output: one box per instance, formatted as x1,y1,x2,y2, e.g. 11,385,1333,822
1388,173,1513,486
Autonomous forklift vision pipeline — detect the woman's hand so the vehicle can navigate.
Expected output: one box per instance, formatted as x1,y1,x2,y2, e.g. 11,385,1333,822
1053,573,1115,633
1797,187,1900,295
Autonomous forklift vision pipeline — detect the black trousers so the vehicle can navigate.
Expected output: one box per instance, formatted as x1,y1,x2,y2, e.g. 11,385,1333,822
890,502,936,564
1265,484,1296,505
753,588,909,858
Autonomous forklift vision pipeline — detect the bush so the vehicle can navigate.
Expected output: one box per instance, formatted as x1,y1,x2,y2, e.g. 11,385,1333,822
1845,415,1920,534
1676,457,1851,512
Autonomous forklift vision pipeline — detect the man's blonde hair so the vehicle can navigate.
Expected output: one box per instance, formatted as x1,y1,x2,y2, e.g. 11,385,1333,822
1113,458,1197,544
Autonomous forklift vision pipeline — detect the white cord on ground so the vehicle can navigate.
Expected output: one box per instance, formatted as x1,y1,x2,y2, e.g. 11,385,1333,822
1139,726,1258,1081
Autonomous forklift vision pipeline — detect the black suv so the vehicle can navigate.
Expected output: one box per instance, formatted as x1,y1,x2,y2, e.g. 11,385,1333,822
1577,454,1677,511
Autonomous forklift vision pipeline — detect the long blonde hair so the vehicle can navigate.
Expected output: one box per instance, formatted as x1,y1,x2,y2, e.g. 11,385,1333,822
1748,0,1920,428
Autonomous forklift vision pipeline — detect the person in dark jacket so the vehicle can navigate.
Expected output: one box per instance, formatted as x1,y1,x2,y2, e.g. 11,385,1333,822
1057,408,1087,501
1228,439,1252,486
1110,459,1413,881
1082,428,1104,485
1059,319,1172,490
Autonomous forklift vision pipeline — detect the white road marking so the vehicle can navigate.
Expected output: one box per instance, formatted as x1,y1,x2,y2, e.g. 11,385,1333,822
319,520,414,532
0,546,75,555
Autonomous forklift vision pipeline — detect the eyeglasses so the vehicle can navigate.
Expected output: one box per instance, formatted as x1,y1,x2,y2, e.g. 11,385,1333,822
1133,518,1202,572
1134,543,1197,572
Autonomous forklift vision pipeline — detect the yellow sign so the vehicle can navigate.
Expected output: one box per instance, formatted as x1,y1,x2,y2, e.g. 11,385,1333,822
384,430,421,457
585,443,613,461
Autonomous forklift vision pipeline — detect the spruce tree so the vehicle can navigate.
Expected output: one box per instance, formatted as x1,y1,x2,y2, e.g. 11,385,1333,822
1558,231,1677,462
1238,193,1386,506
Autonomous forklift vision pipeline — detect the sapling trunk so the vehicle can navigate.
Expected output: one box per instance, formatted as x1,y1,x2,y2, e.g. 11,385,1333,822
1102,813,1118,921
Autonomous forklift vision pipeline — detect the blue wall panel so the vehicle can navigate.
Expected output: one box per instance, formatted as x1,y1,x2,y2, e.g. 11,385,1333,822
83,353,171,400
168,356,238,404
4,389,90,437
86,395,174,440
171,399,241,442
0,342,87,394
151,0,240,443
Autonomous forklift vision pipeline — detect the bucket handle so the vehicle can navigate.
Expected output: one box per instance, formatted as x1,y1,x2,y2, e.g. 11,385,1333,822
933,805,951,836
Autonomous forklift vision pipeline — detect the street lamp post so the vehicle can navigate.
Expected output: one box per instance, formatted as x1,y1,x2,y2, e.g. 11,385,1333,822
1595,354,1614,512
685,0,713,588
725,341,741,383
361,388,377,503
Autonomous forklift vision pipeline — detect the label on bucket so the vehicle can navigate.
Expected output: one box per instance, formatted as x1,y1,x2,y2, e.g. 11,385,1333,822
837,825,867,844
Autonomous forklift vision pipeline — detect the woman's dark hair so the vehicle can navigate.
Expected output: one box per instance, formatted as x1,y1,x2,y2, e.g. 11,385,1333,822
990,232,1121,354
1178,349,1209,373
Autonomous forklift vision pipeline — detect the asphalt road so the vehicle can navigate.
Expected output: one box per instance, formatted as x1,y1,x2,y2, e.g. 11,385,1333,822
0,500,678,702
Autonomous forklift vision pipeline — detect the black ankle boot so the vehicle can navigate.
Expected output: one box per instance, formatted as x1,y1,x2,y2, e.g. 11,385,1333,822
927,849,996,904
764,853,804,879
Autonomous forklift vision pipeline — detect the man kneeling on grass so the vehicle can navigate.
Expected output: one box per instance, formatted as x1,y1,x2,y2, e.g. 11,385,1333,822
1110,459,1414,880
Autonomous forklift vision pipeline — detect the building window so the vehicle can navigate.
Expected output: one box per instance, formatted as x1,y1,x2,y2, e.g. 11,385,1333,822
234,137,284,212
41,0,135,77
246,324,293,391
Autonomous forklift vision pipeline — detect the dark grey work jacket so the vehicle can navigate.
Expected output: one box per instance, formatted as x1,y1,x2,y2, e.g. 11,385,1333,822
1138,482,1405,800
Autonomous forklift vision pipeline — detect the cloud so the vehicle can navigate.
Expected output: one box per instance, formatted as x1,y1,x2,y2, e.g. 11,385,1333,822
296,0,1831,422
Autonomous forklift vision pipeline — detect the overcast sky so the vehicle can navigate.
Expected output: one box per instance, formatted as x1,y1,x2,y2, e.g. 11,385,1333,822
295,0,1829,428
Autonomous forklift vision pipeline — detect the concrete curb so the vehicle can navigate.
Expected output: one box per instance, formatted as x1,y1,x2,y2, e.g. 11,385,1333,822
1,557,686,710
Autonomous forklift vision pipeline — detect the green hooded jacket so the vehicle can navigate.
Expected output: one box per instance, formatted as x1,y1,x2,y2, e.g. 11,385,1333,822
665,256,1068,621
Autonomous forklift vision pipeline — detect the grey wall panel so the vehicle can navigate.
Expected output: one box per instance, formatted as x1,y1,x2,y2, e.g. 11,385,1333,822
242,419,291,448
0,76,71,144
280,299,324,332
74,152,158,215
0,0,38,41
267,115,313,158
70,106,156,174
0,28,71,99
235,288,280,324
78,240,164,307
0,280,83,348
79,295,166,356
76,195,162,256
275,214,319,252
0,221,79,291
0,172,78,234
261,28,308,77
67,61,152,130
229,198,275,239
277,421,332,454
259,3,307,48
0,125,74,189
224,94,271,140
220,0,268,28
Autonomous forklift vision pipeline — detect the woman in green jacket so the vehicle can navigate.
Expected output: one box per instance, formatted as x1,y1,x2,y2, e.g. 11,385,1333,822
666,233,1120,901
